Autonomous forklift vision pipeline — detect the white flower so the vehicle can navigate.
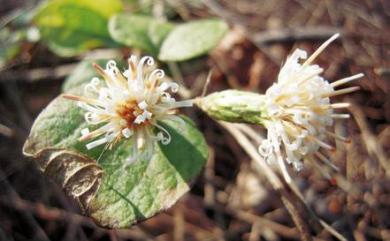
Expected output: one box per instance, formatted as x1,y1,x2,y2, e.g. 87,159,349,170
259,34,363,174
64,55,192,164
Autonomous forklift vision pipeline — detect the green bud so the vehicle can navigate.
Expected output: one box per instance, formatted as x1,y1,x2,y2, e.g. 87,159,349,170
195,90,268,125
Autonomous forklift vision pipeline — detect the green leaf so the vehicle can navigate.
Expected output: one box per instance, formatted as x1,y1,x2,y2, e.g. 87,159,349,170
23,82,208,228
108,14,155,53
148,20,174,49
123,0,176,18
0,28,23,69
108,13,174,54
158,19,228,61
34,0,123,56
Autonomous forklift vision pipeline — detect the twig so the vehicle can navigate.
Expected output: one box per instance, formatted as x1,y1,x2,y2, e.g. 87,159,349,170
0,8,29,29
205,196,301,239
0,123,13,137
0,170,51,241
249,221,262,241
0,195,94,227
0,63,77,83
0,48,122,83
202,0,342,64
0,194,160,241
201,0,280,64
201,70,213,97
109,230,120,241
173,206,185,241
250,26,343,44
2,82,32,129
201,0,249,26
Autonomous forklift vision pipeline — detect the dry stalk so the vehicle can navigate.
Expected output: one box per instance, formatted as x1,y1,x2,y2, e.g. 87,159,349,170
220,121,313,241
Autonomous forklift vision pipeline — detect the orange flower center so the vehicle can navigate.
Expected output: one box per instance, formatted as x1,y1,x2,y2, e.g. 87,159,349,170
116,99,147,128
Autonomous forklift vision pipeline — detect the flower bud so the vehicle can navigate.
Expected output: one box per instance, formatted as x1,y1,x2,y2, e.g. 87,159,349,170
195,90,267,125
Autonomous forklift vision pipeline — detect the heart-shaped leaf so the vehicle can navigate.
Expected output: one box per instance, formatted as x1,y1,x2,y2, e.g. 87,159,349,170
23,70,208,228
108,14,174,54
158,19,228,61
34,0,123,56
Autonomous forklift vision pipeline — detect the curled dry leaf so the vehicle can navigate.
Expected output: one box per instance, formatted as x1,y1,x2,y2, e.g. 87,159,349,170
23,147,103,211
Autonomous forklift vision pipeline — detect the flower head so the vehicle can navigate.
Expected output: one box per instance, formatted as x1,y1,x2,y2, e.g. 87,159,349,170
259,34,363,173
64,56,192,163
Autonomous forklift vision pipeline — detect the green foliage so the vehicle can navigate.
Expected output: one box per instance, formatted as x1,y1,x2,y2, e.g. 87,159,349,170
23,62,208,227
124,0,176,17
22,2,230,226
0,28,23,69
34,0,123,56
108,14,173,55
108,15,228,61
148,20,175,49
158,19,228,61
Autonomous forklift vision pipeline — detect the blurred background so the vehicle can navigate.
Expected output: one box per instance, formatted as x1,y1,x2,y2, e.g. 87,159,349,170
0,0,389,240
